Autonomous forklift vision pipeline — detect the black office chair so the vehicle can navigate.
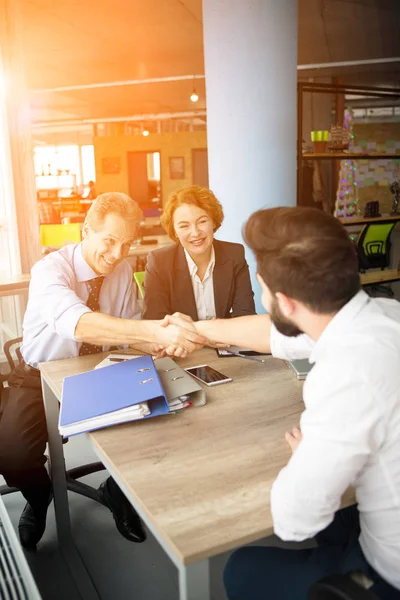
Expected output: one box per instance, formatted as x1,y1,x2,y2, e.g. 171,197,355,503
309,574,379,600
0,338,106,504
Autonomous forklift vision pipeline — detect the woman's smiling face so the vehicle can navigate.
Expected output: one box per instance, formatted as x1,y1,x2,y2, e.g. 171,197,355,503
173,203,215,259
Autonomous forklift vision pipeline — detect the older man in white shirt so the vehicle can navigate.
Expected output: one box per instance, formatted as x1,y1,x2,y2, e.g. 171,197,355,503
0,192,205,552
168,206,400,599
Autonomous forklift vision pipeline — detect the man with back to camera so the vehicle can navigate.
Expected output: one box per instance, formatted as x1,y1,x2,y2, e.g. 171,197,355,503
0,192,206,551
165,206,400,599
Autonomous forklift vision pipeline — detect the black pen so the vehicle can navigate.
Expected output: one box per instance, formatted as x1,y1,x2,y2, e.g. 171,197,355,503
228,352,266,363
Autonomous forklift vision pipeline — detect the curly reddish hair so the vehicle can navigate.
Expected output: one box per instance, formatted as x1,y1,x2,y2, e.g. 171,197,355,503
161,185,224,242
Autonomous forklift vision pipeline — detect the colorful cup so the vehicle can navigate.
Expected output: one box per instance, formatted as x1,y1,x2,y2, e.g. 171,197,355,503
311,130,329,142
311,130,329,152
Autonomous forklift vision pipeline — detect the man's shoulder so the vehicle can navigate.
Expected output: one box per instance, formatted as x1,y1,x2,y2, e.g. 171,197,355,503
31,245,76,278
311,329,400,395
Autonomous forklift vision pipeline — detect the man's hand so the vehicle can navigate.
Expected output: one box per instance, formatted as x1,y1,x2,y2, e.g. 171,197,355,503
155,316,207,355
204,339,231,349
162,312,195,328
130,341,166,357
285,426,302,454
159,313,205,357
163,314,229,350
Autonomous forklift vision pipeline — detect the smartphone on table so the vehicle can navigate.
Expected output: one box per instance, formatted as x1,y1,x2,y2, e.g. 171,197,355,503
185,364,232,386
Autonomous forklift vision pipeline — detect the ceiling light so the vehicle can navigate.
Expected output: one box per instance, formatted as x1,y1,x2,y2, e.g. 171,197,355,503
142,129,149,136
190,75,199,103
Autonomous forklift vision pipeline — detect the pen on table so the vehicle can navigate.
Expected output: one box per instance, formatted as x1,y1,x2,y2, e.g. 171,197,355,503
228,352,266,363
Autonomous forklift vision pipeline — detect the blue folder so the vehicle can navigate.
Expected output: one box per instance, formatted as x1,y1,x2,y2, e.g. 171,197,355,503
59,355,169,436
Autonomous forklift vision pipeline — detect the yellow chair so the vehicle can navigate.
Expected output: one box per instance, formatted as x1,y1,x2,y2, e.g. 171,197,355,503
134,271,145,299
40,223,81,248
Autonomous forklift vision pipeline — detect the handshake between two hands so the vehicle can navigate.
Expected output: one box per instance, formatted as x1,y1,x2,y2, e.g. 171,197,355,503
151,314,304,454
150,312,227,359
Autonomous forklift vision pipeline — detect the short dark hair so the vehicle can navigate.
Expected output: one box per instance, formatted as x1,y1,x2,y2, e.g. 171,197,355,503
243,206,361,314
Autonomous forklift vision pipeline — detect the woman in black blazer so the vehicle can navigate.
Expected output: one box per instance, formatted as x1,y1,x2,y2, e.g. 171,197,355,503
143,186,255,320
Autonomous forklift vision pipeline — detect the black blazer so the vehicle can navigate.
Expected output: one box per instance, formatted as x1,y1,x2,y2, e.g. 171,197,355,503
142,240,256,320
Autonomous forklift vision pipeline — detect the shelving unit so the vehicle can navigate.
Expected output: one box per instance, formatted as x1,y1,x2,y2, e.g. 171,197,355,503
302,152,399,160
339,214,400,226
297,81,400,207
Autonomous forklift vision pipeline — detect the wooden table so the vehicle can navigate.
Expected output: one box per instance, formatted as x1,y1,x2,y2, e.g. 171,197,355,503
128,235,174,271
38,349,305,599
129,234,173,258
140,216,161,228
0,273,31,297
360,268,400,286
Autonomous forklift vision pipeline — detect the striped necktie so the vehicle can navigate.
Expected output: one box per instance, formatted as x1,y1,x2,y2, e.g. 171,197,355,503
79,276,104,356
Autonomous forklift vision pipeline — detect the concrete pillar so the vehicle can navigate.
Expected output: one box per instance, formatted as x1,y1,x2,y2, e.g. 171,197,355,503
202,0,298,312
0,0,41,275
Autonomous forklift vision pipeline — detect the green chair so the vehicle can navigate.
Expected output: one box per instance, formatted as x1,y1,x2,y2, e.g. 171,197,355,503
356,222,396,272
356,221,396,298
134,271,145,299
40,223,81,248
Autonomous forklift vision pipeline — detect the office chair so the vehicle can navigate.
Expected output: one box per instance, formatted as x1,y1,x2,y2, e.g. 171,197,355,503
134,271,145,299
0,338,106,505
309,574,379,600
356,222,396,272
356,222,396,298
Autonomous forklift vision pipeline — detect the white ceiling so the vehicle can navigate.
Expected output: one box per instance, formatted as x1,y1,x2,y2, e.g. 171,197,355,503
18,0,400,127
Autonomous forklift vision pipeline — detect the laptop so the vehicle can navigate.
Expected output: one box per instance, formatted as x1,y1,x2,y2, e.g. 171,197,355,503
285,359,313,380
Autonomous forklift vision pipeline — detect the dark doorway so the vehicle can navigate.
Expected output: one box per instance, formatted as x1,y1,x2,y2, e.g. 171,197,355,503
192,148,209,188
127,151,161,214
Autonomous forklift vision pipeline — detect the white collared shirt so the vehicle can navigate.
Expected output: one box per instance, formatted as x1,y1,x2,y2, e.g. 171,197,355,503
269,291,400,589
184,246,216,321
21,243,141,367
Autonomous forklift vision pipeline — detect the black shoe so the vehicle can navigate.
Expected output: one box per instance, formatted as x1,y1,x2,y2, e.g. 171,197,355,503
97,478,146,543
18,502,47,551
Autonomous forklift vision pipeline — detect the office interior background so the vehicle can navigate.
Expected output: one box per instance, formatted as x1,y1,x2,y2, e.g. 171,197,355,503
1,0,400,598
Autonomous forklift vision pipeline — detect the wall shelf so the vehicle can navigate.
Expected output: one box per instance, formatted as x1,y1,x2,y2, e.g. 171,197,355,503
302,152,400,161
297,82,400,208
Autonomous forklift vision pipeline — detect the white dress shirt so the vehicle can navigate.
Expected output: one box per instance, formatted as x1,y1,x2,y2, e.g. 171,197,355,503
22,243,141,367
270,290,400,590
184,246,216,321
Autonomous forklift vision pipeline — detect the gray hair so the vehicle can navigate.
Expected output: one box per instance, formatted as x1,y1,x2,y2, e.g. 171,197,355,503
85,192,143,230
